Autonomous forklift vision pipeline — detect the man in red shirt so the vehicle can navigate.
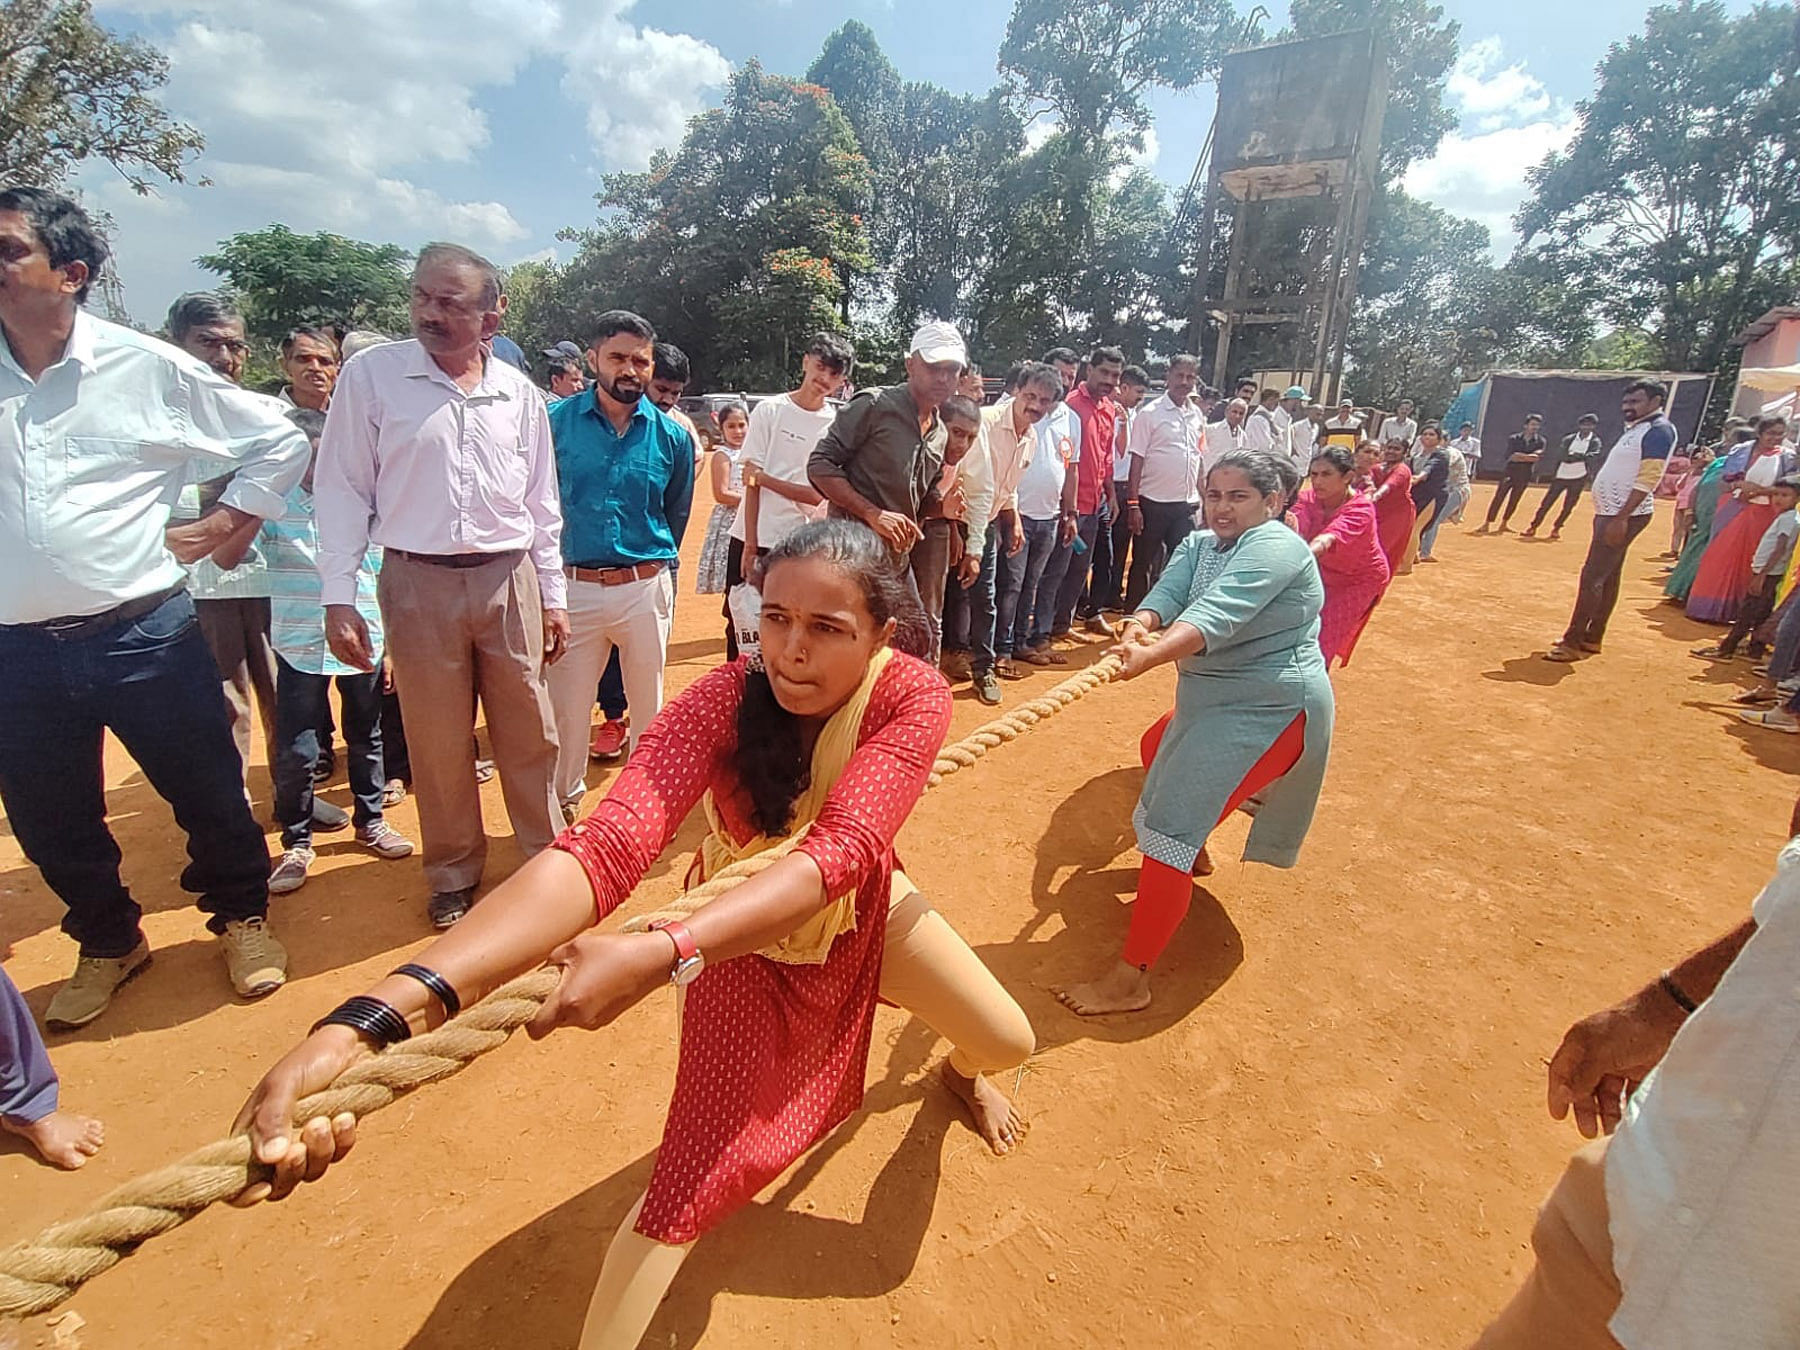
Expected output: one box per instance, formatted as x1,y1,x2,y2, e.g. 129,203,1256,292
1051,345,1124,638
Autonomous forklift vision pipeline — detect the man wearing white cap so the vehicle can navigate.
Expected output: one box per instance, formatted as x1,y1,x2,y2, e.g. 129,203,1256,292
1284,385,1318,468
808,320,961,594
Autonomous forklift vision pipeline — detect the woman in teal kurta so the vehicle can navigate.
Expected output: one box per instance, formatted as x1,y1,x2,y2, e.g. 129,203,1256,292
1057,451,1336,1016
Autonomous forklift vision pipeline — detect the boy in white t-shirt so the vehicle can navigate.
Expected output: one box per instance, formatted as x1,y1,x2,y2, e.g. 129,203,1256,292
726,333,854,658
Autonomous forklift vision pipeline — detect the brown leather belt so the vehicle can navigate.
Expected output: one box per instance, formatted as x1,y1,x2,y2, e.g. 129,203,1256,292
391,548,521,570
10,583,188,642
565,561,666,586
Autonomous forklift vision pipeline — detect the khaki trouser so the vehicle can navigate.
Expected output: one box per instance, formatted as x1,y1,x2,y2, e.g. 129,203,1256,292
545,569,675,807
1473,1139,1624,1349
377,551,561,893
195,595,279,787
578,886,1034,1349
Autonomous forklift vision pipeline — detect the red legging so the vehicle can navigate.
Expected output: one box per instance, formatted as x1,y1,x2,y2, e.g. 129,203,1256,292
1122,709,1307,970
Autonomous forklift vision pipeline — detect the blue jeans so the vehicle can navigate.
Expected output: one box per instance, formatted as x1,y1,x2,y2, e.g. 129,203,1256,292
943,528,1001,672
1052,509,1104,633
1032,527,1075,648
0,591,269,956
596,649,626,721
996,516,1060,656
273,657,386,848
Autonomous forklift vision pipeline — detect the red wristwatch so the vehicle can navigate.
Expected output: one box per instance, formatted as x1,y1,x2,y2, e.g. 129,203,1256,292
648,919,705,986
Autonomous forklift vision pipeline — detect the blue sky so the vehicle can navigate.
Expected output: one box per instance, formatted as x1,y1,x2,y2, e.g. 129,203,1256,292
84,0,1762,323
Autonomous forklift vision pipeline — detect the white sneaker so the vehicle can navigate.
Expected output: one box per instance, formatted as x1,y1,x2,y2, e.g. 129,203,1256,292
268,846,315,895
356,820,415,859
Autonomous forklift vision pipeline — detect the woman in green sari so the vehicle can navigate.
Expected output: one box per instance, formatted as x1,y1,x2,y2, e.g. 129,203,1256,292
1663,450,1730,604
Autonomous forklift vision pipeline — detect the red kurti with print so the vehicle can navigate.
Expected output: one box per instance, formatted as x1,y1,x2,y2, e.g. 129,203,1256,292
553,654,952,1243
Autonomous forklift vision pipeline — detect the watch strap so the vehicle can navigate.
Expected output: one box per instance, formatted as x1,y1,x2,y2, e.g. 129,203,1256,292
648,918,698,962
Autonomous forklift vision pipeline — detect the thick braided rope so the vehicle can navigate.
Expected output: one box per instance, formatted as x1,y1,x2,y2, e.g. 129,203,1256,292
0,651,1122,1319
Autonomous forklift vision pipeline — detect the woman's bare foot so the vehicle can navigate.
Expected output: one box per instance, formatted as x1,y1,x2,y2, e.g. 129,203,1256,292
4,1109,105,1169
1054,961,1153,1017
941,1063,1029,1156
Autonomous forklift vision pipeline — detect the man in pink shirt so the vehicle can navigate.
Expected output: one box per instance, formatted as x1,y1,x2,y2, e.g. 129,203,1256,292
1052,345,1124,639
315,243,568,929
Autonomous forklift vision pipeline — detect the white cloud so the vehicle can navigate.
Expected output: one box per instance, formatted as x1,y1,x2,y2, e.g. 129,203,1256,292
1447,36,1552,133
1404,36,1577,256
85,0,729,312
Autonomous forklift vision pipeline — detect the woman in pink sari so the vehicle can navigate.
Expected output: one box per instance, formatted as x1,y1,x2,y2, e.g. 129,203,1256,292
1292,445,1392,666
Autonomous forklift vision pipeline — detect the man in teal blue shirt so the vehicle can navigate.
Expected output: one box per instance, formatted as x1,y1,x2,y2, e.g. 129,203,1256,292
543,310,695,817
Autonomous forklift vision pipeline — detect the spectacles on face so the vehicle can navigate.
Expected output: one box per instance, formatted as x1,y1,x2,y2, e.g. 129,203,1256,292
195,335,250,356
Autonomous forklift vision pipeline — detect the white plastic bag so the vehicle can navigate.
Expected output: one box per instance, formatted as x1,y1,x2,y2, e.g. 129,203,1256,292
727,582,762,661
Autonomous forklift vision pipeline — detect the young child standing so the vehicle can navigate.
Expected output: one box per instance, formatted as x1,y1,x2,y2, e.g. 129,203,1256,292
1695,474,1800,662
694,402,749,597
262,408,414,893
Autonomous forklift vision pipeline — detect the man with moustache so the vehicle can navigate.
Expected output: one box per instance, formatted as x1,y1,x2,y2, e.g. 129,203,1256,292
808,320,963,603
543,312,694,819
1054,345,1124,639
315,242,568,929
0,190,307,1018
278,326,339,413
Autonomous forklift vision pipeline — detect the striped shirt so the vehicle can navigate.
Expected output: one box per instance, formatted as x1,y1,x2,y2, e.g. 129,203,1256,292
259,484,384,675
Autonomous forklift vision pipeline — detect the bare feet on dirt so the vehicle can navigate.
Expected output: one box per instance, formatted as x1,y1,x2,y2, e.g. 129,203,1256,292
1055,961,1153,1017
941,1062,1029,1155
4,1108,105,1169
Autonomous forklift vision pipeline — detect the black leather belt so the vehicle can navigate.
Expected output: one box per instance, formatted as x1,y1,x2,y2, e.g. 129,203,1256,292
11,584,188,642
391,548,522,570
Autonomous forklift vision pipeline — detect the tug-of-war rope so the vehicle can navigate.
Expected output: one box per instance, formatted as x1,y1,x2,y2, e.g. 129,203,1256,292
0,652,1124,1319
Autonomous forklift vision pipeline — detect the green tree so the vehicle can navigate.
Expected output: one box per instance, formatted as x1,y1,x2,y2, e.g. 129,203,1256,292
999,0,1239,152
197,226,411,342
520,63,871,391
1517,1,1800,385
809,25,1026,340
0,0,203,192
1343,190,1498,410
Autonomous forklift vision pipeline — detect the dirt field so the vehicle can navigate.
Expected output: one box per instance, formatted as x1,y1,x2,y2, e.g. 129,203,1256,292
5,480,1795,1350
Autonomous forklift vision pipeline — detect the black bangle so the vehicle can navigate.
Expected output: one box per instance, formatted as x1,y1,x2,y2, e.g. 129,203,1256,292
1659,970,1698,1015
392,963,461,1019
313,995,412,1048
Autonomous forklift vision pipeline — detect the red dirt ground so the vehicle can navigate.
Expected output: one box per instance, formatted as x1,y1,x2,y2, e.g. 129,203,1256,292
4,481,1793,1349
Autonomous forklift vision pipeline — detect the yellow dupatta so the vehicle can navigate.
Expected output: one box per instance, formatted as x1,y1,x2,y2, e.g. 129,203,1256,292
695,645,901,965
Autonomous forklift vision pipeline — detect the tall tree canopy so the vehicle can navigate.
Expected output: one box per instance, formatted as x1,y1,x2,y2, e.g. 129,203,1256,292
510,62,870,390
0,0,203,191
1515,0,1800,384
198,227,411,342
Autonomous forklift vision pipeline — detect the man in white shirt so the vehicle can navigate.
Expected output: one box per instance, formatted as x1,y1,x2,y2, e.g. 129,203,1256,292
316,243,568,929
1545,381,1676,663
1382,398,1419,448
0,187,308,1024
1284,386,1319,469
1005,354,1081,668
1451,422,1483,487
952,365,1059,693
733,332,853,590
1123,354,1205,607
1203,397,1249,477
1243,387,1283,453
1476,836,1800,1348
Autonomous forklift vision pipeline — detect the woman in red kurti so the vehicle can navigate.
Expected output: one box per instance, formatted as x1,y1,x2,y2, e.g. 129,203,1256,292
233,521,1034,1349
1368,436,1417,574
1290,445,1391,666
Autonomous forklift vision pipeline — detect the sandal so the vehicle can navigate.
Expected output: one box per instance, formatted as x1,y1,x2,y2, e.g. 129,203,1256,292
1731,688,1780,706
1691,645,1733,660
381,779,407,808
